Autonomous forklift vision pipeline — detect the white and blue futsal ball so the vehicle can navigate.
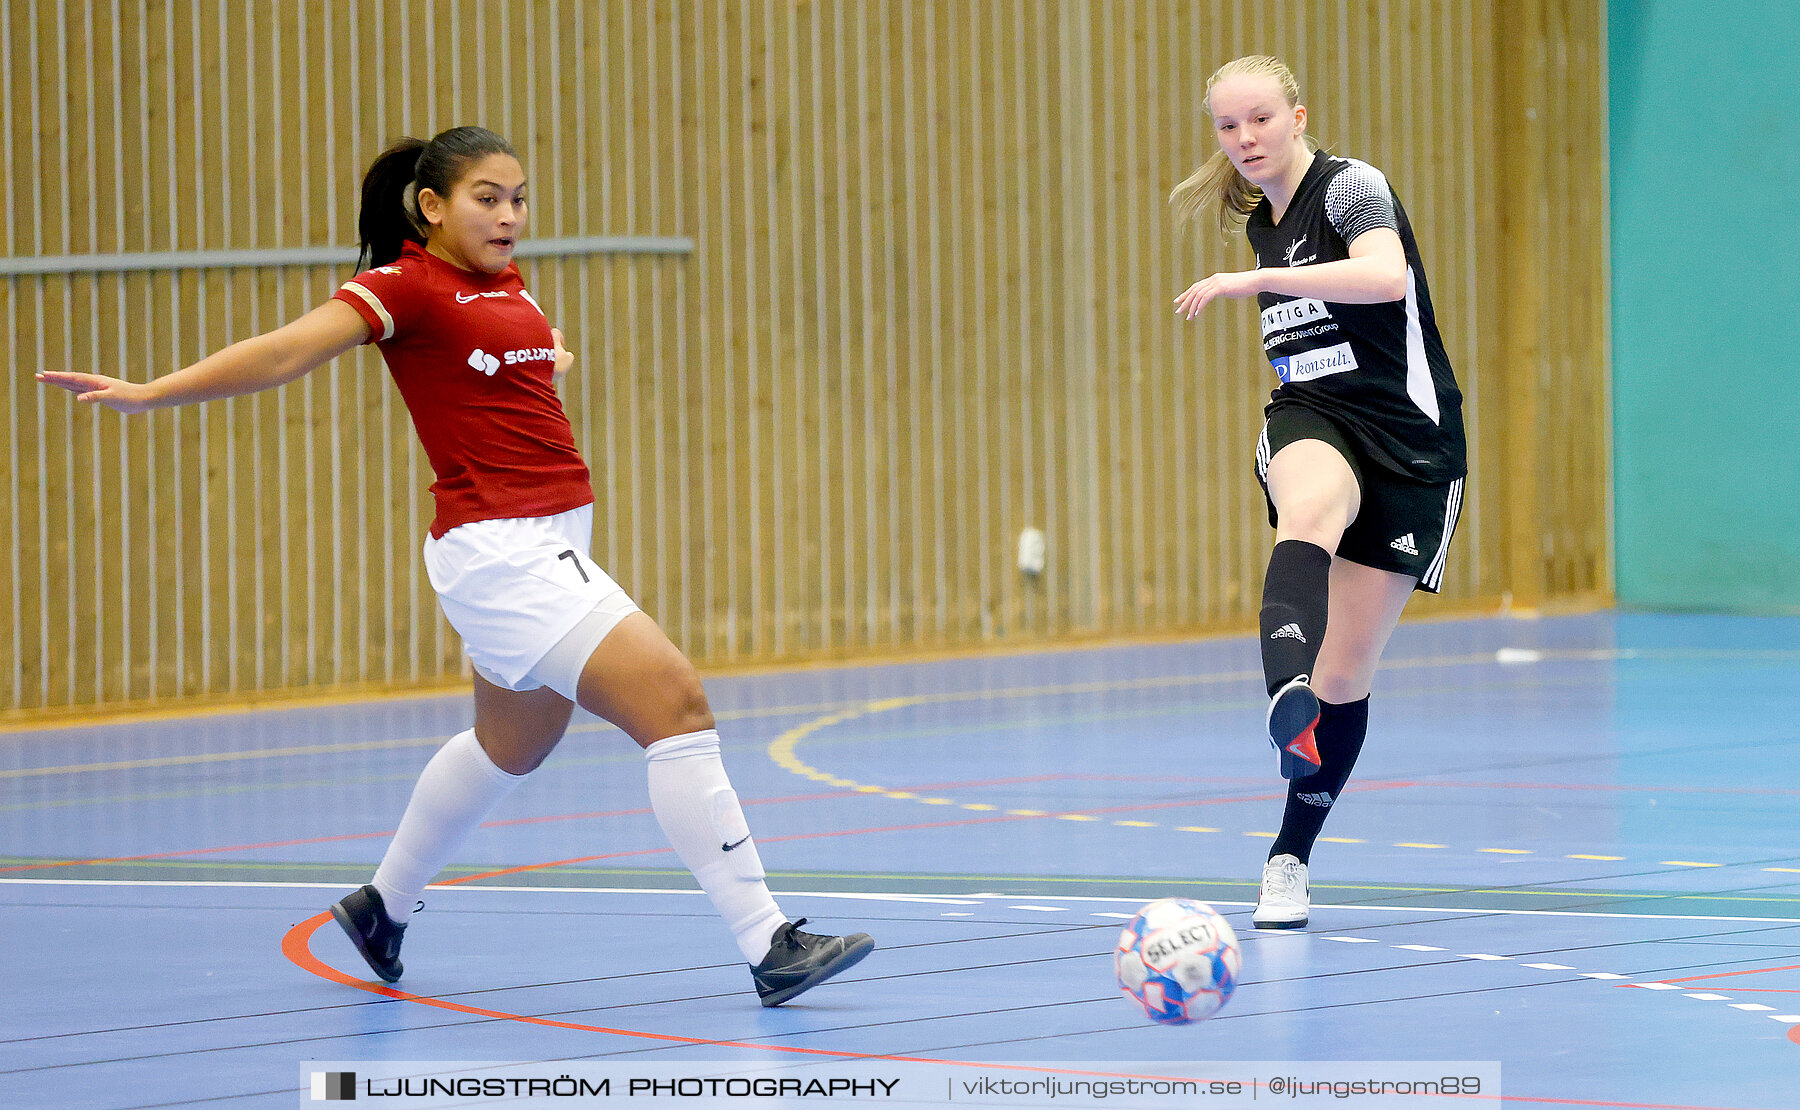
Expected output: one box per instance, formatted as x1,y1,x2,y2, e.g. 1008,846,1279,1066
1114,897,1241,1025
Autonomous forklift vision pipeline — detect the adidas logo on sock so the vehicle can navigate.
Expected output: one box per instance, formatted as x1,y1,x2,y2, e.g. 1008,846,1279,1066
1270,623,1306,643
1295,791,1334,808
1390,533,1419,555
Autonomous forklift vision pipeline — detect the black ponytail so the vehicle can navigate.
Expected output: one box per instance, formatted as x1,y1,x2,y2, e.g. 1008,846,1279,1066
356,127,518,272
357,138,427,271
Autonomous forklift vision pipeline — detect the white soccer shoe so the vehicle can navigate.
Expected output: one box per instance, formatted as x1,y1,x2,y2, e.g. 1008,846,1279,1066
1253,854,1310,929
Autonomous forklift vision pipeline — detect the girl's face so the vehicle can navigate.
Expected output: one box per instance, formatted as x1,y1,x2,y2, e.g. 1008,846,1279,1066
419,153,528,274
1208,74,1307,186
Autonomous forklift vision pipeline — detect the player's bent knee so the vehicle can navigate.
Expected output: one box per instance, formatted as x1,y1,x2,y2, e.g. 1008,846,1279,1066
650,656,715,735
499,745,555,776
1310,673,1371,705
1310,652,1381,703
1275,501,1351,548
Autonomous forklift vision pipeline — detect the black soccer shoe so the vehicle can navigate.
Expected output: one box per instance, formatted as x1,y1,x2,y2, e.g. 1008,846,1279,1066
750,918,874,1007
330,885,407,983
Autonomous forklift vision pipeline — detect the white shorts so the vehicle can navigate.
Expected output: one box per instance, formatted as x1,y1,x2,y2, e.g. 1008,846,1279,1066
422,504,641,699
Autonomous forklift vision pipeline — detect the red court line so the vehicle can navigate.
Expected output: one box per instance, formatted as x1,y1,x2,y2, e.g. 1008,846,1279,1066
1422,780,1800,798
279,910,1252,1084
1625,963,1800,1052
375,809,1149,882
901,773,1082,789
272,806,1800,1089
0,787,876,875
2,802,1130,882
1499,1098,1784,1109
0,811,666,875
0,829,402,875
4,775,1307,876
902,773,1298,788
1648,963,1800,986
281,906,1785,1103
0,812,666,875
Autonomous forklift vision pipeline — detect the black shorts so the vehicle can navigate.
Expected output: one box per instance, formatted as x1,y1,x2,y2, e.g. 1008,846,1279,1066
1254,403,1464,593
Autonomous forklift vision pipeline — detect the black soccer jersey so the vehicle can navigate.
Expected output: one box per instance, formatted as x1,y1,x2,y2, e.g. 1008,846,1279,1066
1245,149,1467,483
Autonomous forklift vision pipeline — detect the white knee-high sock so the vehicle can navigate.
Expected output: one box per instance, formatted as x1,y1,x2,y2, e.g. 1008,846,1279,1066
644,729,788,963
371,729,525,925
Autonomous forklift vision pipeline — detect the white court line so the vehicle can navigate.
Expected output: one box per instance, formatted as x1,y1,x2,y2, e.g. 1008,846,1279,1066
2,879,1798,924
0,878,981,907
10,878,1791,1035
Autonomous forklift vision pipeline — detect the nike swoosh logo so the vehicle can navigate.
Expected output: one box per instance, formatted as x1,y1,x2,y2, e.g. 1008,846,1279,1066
455,292,479,303
721,835,751,852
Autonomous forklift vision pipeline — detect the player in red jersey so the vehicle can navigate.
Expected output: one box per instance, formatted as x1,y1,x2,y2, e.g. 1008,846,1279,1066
38,126,872,1007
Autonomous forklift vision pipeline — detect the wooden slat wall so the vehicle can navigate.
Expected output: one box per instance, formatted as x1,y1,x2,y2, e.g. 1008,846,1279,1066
0,0,1609,717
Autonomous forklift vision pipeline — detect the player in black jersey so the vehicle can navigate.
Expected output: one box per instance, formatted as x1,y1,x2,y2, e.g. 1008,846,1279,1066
1169,56,1469,929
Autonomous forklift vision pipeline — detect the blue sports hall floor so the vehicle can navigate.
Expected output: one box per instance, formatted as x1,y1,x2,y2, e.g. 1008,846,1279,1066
2,610,1796,1108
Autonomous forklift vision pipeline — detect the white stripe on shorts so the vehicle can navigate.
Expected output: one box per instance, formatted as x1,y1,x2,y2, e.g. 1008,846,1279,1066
1421,477,1463,590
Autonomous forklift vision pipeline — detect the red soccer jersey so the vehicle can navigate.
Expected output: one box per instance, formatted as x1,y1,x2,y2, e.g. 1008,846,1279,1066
333,241,593,538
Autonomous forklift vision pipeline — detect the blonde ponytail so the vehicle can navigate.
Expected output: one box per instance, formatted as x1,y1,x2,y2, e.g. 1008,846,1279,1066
1169,55,1318,237
1169,149,1265,236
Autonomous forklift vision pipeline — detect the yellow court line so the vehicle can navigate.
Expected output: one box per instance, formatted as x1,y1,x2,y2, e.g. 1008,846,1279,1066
767,682,1768,877
2,697,868,781
0,736,451,780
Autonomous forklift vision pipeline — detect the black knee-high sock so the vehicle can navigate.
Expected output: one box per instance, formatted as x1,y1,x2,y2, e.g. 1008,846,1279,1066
1269,697,1369,864
1259,540,1332,695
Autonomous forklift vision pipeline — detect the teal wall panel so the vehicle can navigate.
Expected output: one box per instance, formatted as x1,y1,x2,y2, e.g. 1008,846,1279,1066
1610,0,1800,611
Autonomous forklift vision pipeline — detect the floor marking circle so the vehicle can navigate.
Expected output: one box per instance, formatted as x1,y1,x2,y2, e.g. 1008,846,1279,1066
764,666,1776,875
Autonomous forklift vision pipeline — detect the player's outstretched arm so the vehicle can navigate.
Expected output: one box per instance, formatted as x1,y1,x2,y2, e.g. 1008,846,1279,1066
37,298,372,415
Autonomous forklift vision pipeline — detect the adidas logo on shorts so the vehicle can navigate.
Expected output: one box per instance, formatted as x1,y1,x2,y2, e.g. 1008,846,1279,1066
1390,533,1420,556
1270,623,1306,643
1296,791,1334,808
